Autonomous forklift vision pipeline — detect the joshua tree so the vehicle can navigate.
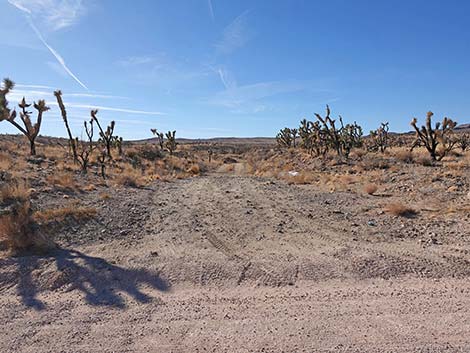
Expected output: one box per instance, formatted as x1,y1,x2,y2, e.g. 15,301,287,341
410,111,457,161
314,105,363,158
91,110,117,160
0,79,49,155
54,90,78,162
314,105,343,157
165,130,178,155
339,119,363,158
276,128,295,148
97,148,107,179
76,118,95,174
0,78,15,122
369,122,389,153
457,133,470,152
151,128,164,150
114,136,123,156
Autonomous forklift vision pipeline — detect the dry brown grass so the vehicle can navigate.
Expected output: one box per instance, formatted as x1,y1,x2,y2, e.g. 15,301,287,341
34,205,97,224
286,171,315,185
82,184,96,192
0,180,30,203
394,149,414,163
363,183,378,195
0,181,52,252
47,172,78,191
384,202,417,218
99,192,111,200
114,168,144,188
187,164,201,175
415,155,433,166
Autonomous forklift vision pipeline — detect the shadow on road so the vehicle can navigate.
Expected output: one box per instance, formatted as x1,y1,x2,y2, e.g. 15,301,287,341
1,248,169,310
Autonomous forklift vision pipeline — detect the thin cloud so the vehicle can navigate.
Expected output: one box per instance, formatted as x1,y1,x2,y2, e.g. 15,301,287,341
28,19,88,90
65,103,165,116
67,93,129,99
8,0,85,31
7,89,127,101
210,80,305,108
215,10,251,55
8,0,89,90
208,0,215,20
16,84,55,90
116,55,157,67
6,89,163,116
216,67,237,90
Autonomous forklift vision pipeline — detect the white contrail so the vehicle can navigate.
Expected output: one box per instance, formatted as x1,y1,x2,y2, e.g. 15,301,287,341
27,19,88,90
66,103,165,115
8,0,89,90
208,0,214,20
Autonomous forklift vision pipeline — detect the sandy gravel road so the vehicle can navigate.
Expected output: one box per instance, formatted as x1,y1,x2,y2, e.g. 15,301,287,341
2,175,470,352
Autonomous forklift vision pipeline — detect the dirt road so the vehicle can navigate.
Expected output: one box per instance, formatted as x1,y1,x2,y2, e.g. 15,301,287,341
2,175,470,352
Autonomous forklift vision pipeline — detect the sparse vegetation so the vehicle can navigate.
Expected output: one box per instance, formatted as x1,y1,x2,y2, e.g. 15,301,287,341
385,203,417,218
0,79,49,155
410,112,457,161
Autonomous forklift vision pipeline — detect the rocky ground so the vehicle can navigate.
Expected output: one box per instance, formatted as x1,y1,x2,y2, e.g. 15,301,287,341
1,172,470,352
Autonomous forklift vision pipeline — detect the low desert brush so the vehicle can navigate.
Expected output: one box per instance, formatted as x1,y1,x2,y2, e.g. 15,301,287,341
47,172,78,191
34,205,97,224
0,181,52,252
363,183,378,195
384,202,417,218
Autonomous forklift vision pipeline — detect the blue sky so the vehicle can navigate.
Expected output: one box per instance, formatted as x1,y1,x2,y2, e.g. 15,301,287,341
1,0,470,139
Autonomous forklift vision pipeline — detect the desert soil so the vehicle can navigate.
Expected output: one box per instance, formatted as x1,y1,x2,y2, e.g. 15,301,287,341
2,173,470,352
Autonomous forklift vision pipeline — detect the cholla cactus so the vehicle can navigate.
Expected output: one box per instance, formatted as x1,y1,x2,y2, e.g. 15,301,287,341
151,128,164,150
1,79,49,155
165,130,178,155
410,111,457,161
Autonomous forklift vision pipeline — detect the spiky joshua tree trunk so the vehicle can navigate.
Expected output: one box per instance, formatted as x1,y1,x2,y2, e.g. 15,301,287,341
0,79,49,156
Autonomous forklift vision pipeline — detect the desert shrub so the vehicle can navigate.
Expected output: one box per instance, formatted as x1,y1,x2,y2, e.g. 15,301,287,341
34,205,96,224
187,164,200,175
363,183,378,195
0,180,52,252
384,203,417,218
415,155,433,166
359,157,390,171
394,150,414,164
114,168,143,187
47,172,77,191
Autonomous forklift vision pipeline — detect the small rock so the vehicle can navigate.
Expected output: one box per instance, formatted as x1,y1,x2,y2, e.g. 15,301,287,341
367,220,376,227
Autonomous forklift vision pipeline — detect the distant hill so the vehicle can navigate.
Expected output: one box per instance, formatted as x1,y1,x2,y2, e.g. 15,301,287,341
138,137,276,146
456,123,470,131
